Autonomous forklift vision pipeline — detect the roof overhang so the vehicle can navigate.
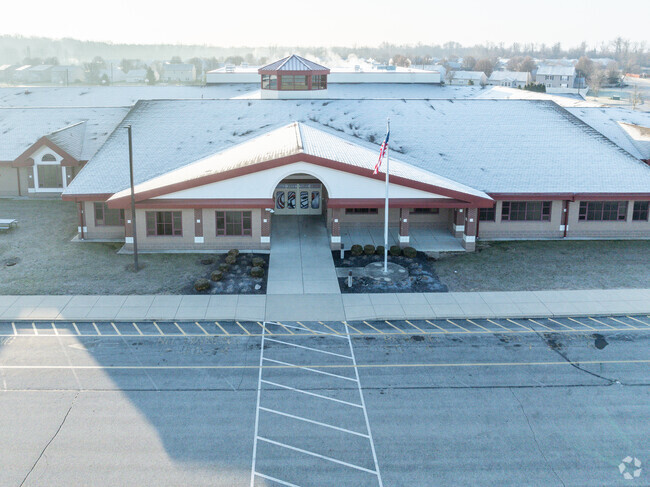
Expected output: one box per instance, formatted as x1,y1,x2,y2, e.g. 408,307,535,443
489,192,650,201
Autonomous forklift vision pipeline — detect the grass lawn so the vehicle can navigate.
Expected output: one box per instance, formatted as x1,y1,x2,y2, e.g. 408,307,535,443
1,198,649,294
435,240,650,292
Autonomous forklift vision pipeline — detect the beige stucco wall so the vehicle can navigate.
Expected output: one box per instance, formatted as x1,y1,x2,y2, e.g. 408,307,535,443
82,201,125,240
569,200,650,238
478,201,563,239
0,167,20,196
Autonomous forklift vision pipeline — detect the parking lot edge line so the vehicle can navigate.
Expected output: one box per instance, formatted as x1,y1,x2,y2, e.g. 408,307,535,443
264,337,354,359
92,322,102,336
385,320,406,333
259,406,369,438
51,322,59,335
446,319,471,333
627,315,650,327
363,321,386,334
256,436,378,475
71,322,81,335
132,323,144,336
296,321,318,334
425,320,449,333
609,316,640,330
466,319,492,332
566,317,597,330
250,318,264,487
110,322,122,335
236,321,252,335
258,321,273,335
263,357,357,382
275,321,296,335
527,318,554,331
173,322,187,335
254,472,301,487
404,320,427,333
343,322,363,335
588,316,617,329
319,321,346,336
547,318,577,331
345,322,384,487
152,322,165,335
486,319,513,332
213,321,229,335
260,379,364,407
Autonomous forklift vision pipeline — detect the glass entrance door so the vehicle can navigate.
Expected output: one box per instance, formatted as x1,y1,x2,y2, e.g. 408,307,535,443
275,183,322,215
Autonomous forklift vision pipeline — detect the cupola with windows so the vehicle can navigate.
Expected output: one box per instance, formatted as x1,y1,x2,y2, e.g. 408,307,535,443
258,54,330,99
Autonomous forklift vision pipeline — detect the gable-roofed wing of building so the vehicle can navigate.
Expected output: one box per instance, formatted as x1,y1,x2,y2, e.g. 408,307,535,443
0,106,130,163
104,121,492,208
63,98,650,199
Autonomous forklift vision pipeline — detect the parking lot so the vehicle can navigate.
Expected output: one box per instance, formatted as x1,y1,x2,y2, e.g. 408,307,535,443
0,318,649,486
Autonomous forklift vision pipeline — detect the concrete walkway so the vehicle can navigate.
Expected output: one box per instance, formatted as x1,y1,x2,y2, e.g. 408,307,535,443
266,216,340,295
1,289,649,322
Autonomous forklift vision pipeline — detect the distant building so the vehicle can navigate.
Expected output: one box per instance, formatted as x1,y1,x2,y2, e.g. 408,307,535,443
448,71,488,86
535,65,576,89
487,71,532,88
0,64,18,82
124,68,158,83
161,63,197,82
12,65,32,83
25,65,54,83
51,66,85,84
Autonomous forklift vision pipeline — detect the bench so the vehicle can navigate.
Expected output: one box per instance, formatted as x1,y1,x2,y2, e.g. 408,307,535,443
0,219,18,230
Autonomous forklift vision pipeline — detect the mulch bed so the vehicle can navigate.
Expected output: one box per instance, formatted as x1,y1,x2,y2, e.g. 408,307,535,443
333,251,448,293
189,253,269,294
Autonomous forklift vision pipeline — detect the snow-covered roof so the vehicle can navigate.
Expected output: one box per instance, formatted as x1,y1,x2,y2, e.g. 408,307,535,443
163,63,195,71
537,65,575,76
488,71,530,82
107,122,490,204
0,107,130,161
259,55,329,73
476,86,598,107
64,99,650,197
452,71,486,80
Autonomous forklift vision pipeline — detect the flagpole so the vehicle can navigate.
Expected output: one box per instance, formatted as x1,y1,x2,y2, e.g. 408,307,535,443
383,118,390,273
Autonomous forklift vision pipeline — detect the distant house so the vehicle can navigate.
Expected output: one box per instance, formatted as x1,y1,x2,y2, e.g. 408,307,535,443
535,65,576,89
161,63,196,82
124,68,158,83
51,66,85,84
25,65,54,83
0,64,18,82
487,70,531,88
12,65,32,83
448,71,487,86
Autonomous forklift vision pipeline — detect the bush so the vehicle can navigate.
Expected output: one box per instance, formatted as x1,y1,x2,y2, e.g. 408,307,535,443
375,245,385,256
363,244,375,255
250,266,265,278
227,249,239,257
350,244,363,256
210,270,224,282
389,245,401,256
225,254,236,265
200,257,215,265
218,263,229,272
194,278,210,292
403,246,417,258
252,257,266,268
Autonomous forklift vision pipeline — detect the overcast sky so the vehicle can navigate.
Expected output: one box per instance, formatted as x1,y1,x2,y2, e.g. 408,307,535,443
2,0,648,48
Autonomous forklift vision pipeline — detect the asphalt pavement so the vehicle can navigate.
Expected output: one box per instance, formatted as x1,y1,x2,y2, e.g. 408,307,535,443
0,320,648,486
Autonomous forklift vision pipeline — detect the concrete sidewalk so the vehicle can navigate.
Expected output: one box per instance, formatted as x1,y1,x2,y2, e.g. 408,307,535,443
1,288,649,322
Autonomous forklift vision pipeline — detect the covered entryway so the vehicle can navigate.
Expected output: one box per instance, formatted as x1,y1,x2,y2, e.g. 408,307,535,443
273,173,327,216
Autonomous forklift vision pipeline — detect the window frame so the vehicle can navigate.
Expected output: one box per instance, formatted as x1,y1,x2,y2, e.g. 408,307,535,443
94,202,125,226
345,208,379,215
216,210,252,237
479,206,496,222
501,201,552,222
410,208,440,215
632,201,649,222
145,211,183,236
578,201,628,222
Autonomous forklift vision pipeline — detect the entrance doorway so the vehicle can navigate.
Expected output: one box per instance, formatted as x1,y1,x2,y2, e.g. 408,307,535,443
274,183,322,215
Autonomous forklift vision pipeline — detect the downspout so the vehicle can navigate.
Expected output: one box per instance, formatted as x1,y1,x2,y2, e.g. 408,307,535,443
563,200,569,238
77,201,85,240
16,168,21,196
476,209,481,241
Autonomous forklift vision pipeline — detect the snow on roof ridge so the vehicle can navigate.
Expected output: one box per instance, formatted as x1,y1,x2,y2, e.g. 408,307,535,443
45,119,86,136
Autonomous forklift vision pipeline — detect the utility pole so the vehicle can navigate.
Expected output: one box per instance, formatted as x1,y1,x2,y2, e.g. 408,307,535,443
126,125,139,271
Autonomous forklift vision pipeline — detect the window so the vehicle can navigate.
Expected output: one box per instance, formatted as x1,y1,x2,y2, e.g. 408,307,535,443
632,201,649,221
146,211,182,236
578,201,628,221
345,208,378,214
41,153,57,162
37,165,63,188
479,206,496,221
410,208,439,214
216,211,252,236
501,201,551,221
261,74,277,90
311,75,327,90
280,75,308,90
94,202,124,226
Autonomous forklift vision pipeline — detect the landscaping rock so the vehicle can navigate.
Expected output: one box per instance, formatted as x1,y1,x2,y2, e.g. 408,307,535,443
250,266,265,278
225,254,237,265
194,278,211,292
210,270,224,282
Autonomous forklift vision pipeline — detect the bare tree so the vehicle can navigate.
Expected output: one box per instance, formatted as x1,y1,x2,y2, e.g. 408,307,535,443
445,69,455,85
462,56,476,70
589,67,605,95
474,58,495,77
629,84,643,110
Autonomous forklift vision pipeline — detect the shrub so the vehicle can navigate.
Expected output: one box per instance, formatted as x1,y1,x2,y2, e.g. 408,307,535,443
194,278,210,292
218,263,229,272
389,245,401,256
252,257,266,268
375,245,385,256
227,249,239,257
200,257,215,265
403,247,417,258
210,270,224,282
363,244,375,255
350,244,363,256
250,266,265,278
225,254,236,265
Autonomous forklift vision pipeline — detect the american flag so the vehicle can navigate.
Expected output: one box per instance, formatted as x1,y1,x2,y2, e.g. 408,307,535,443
373,129,390,175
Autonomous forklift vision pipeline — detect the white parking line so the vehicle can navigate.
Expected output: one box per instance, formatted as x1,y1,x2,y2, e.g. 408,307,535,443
264,338,353,359
265,321,305,332
257,436,378,475
110,322,122,335
254,472,301,487
71,322,81,335
92,322,102,335
263,357,357,382
11,322,17,335
259,406,370,438
260,379,363,408
132,322,144,336
152,322,165,335
250,315,265,487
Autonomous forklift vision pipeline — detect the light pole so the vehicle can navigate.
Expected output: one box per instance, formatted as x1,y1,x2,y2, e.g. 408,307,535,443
126,125,139,272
